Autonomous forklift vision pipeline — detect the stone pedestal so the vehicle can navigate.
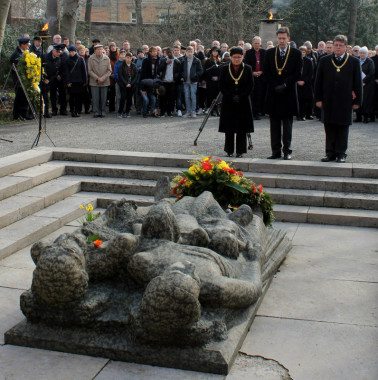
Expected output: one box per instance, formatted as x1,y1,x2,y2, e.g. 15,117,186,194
259,20,283,48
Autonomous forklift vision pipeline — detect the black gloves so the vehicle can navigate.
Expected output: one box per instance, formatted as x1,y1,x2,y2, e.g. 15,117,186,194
274,84,287,94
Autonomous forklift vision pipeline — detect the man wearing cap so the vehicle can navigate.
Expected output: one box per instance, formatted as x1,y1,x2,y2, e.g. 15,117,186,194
218,46,254,158
29,36,43,58
45,43,68,116
10,37,33,121
87,44,112,117
263,26,302,160
89,39,100,56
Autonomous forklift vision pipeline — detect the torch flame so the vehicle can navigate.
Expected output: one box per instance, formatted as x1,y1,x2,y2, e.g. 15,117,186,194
41,22,49,32
269,11,273,20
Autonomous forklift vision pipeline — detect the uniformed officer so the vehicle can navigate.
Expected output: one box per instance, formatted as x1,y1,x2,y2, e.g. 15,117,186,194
10,37,33,121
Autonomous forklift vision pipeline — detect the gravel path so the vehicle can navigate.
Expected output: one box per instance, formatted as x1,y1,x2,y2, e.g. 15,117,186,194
0,112,377,163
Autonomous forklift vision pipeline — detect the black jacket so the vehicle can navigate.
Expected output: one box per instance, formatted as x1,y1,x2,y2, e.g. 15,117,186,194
64,54,87,84
244,48,266,73
9,46,23,85
181,55,203,83
264,46,303,118
297,57,314,101
118,61,138,87
140,54,160,80
158,57,181,83
45,51,67,83
360,57,375,114
218,63,254,134
29,44,44,59
315,53,362,125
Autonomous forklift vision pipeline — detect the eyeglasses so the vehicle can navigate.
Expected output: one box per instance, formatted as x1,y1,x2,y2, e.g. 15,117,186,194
353,49,359,52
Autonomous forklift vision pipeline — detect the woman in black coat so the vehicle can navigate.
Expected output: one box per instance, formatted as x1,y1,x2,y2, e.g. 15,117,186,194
297,46,314,121
65,46,87,117
355,47,375,123
204,46,222,116
219,47,254,158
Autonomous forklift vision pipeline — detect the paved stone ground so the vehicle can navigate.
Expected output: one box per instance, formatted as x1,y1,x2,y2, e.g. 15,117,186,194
0,220,377,379
0,112,377,163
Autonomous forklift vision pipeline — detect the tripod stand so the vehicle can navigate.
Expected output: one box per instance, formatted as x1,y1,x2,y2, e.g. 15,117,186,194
193,92,254,150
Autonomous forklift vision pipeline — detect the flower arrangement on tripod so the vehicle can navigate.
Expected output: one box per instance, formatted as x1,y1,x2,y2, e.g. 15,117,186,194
17,50,42,114
172,156,275,226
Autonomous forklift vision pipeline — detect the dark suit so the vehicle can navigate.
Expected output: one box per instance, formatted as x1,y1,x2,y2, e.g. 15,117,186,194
263,45,302,156
315,53,362,158
244,48,266,116
372,55,378,120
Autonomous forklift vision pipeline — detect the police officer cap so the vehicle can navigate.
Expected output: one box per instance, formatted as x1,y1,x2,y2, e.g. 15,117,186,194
68,45,77,52
18,37,30,44
53,43,66,51
230,46,244,56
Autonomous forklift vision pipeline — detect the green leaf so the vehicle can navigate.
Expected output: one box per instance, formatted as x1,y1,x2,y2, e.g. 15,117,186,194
183,171,196,181
86,234,99,243
225,182,249,193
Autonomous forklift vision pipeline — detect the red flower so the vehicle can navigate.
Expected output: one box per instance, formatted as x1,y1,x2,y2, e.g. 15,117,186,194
257,184,263,194
178,177,187,185
173,187,177,194
236,171,244,176
229,168,236,174
201,161,212,171
252,184,256,194
93,240,103,248
216,158,222,162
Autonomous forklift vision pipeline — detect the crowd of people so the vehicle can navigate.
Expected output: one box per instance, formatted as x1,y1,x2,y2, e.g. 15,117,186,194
9,30,378,161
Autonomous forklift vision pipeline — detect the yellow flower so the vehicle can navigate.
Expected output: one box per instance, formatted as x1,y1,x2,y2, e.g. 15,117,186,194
86,204,94,212
231,176,241,182
79,205,84,209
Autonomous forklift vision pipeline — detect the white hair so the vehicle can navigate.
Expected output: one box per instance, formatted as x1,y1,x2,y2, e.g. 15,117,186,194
252,36,262,42
375,45,378,50
359,46,368,55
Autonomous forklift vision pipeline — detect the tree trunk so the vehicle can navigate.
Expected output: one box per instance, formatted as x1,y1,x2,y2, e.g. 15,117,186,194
228,0,243,44
61,0,80,45
84,0,92,39
348,0,358,45
135,0,144,45
0,0,11,55
46,0,59,39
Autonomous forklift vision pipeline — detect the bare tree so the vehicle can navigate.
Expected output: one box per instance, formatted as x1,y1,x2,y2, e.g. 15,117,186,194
61,0,80,44
46,0,59,38
348,0,358,45
0,0,11,55
84,0,92,37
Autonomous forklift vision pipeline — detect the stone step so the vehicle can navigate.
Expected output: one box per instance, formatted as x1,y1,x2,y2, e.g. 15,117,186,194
0,193,98,260
0,162,66,201
0,177,82,230
274,204,378,228
52,148,378,178
64,175,157,197
265,187,378,211
61,161,378,194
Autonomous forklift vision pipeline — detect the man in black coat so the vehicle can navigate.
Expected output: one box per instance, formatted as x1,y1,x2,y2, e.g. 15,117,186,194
219,46,254,158
244,36,266,120
263,27,302,160
140,46,160,81
45,44,68,116
371,45,378,122
315,35,362,163
10,37,33,121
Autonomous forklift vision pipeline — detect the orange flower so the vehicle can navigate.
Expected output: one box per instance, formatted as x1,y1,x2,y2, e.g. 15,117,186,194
93,240,103,248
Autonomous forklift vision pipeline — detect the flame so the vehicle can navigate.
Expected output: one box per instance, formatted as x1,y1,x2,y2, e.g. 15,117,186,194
269,11,273,20
41,22,49,32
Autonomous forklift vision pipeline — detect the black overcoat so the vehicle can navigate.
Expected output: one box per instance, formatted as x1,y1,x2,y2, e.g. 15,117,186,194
244,48,266,73
315,54,362,126
297,56,313,101
263,46,302,118
218,63,254,133
360,58,375,114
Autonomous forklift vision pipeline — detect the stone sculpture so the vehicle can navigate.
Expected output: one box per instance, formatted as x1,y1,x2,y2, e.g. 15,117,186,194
7,190,291,374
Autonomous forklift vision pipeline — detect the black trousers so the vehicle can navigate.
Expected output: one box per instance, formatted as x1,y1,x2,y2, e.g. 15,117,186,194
118,86,133,114
108,85,116,112
224,133,247,155
50,80,67,113
324,123,349,157
269,116,293,156
68,84,84,114
252,76,265,116
13,84,28,119
160,82,176,115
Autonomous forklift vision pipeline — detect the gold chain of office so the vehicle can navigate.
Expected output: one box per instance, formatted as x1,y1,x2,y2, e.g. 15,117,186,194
331,53,350,72
275,45,291,75
228,62,245,85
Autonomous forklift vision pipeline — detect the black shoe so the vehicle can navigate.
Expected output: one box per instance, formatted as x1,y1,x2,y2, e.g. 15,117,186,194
321,155,336,162
226,153,233,158
85,110,90,114
71,112,76,117
44,113,52,118
143,114,147,118
353,118,362,122
267,154,281,159
253,115,261,120
236,154,243,158
14,116,25,121
363,117,369,124
23,114,34,120
284,153,292,160
306,116,314,120
60,111,68,116
336,155,346,163
52,110,58,116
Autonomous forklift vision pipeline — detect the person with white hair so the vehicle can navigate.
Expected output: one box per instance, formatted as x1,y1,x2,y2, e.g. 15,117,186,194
317,41,327,59
354,46,375,123
243,43,252,53
351,45,360,57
